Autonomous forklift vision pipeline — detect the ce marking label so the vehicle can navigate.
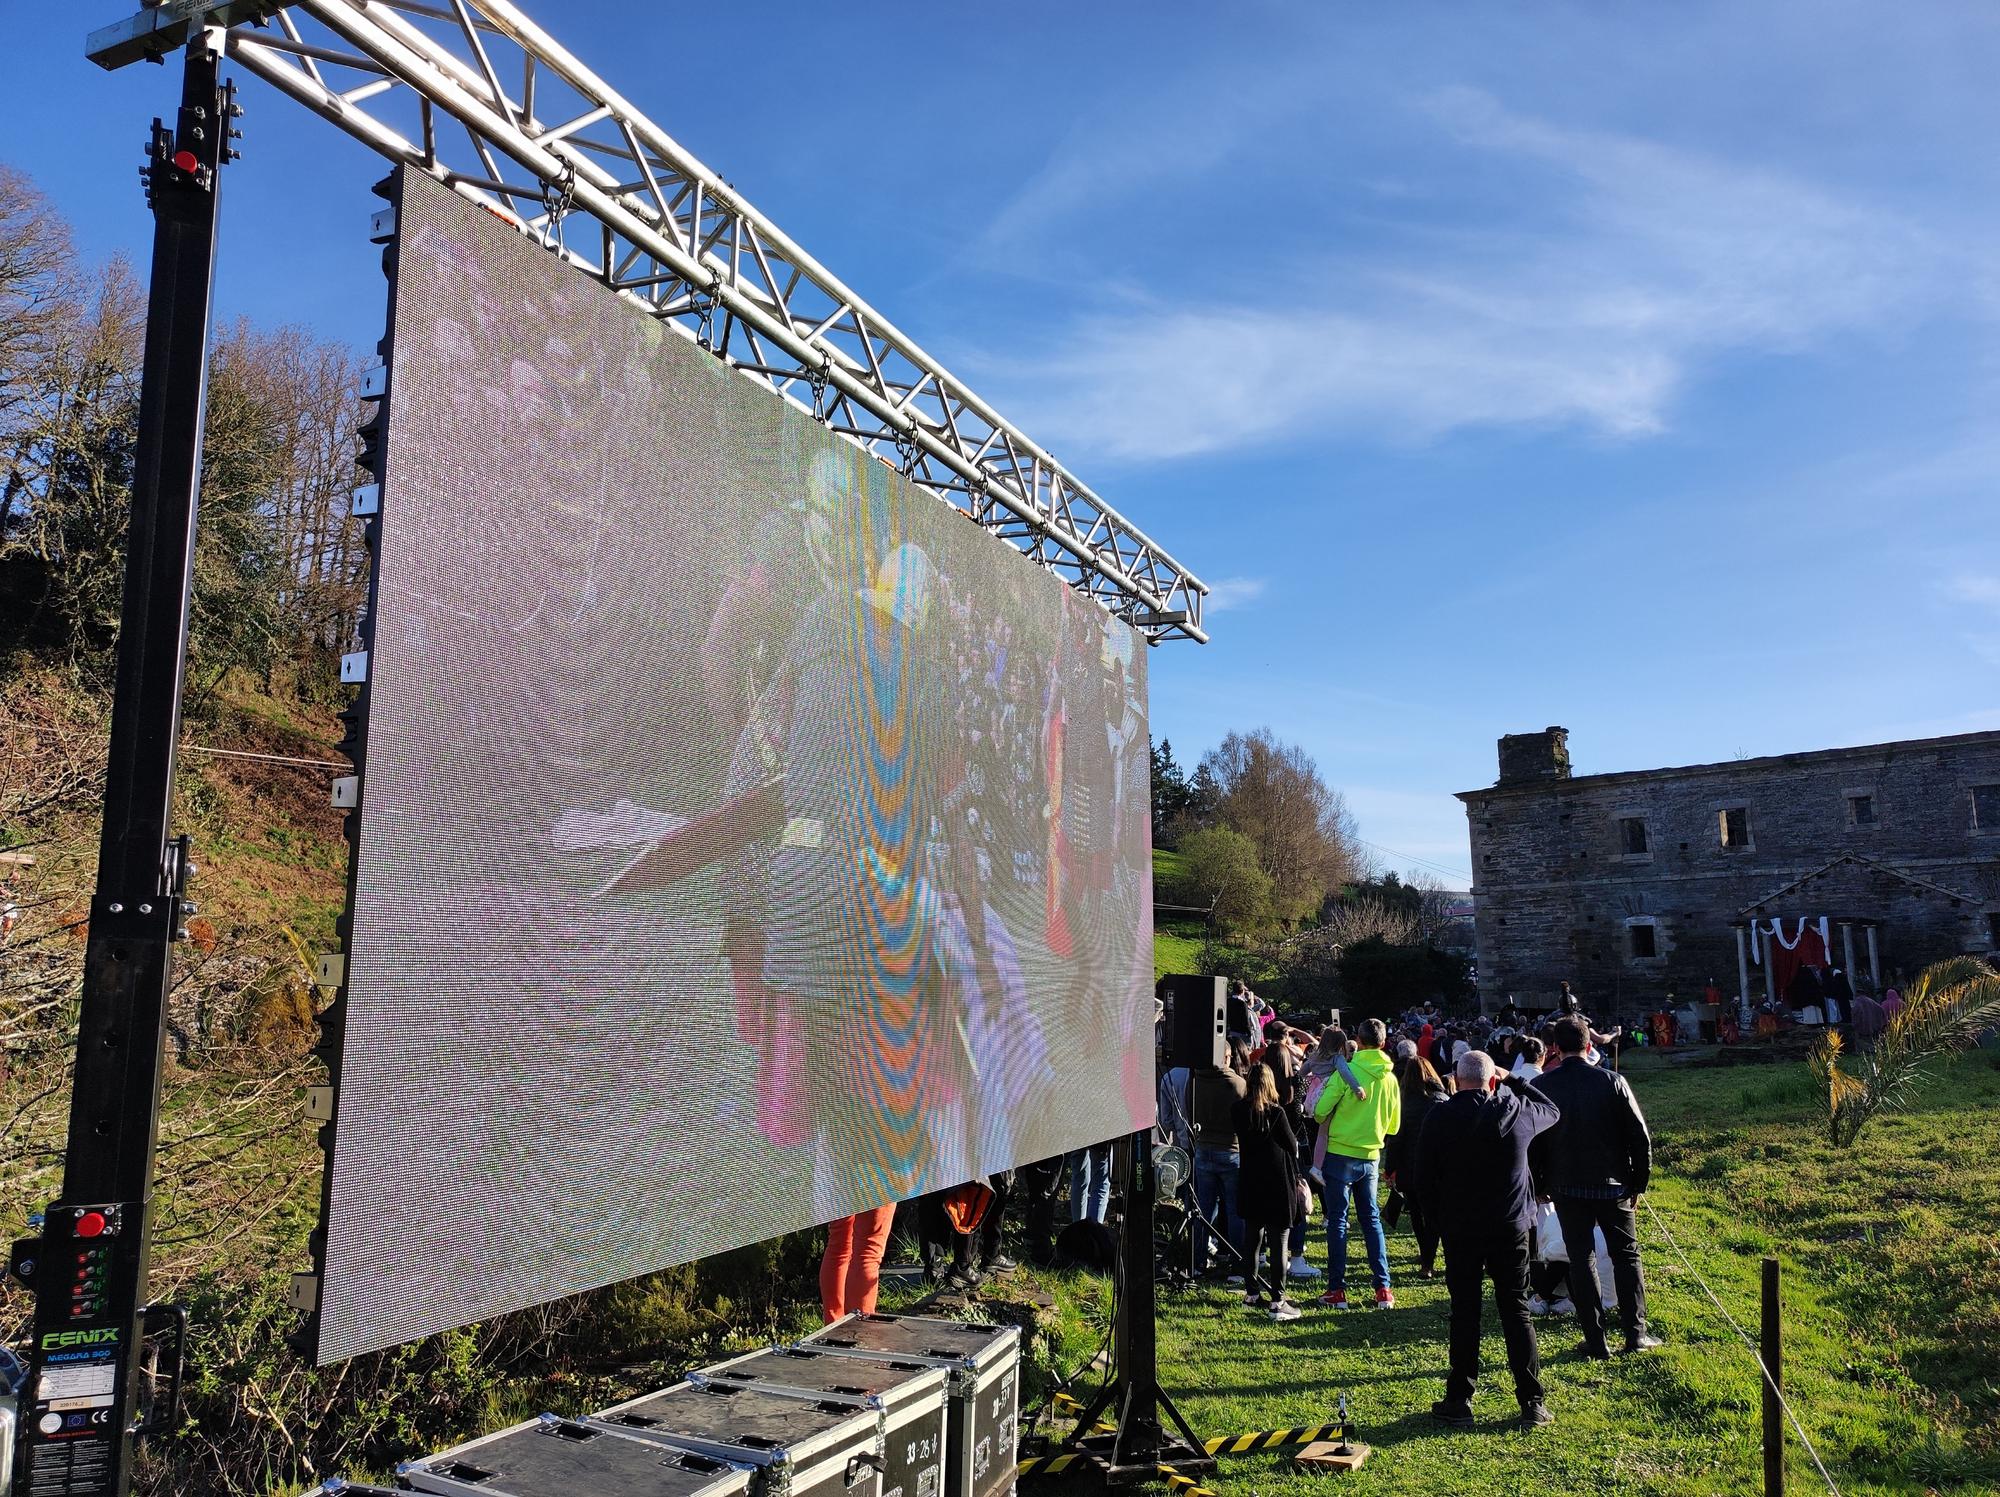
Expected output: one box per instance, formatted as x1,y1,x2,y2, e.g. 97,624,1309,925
90,1408,115,1426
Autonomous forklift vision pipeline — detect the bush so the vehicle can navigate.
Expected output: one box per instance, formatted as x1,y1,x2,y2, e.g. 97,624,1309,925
1333,937,1469,1021
1196,939,1282,995
1177,825,1272,935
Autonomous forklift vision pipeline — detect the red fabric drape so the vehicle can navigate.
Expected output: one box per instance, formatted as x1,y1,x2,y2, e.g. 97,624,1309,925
1765,919,1828,1003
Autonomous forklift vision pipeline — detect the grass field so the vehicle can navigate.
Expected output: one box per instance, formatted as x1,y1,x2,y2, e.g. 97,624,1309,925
902,1048,2000,1496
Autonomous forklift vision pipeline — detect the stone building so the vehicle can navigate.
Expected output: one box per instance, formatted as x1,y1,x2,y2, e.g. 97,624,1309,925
1459,726,2000,1014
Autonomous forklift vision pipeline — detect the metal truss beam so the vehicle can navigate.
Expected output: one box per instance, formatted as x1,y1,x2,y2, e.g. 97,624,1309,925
199,0,1207,640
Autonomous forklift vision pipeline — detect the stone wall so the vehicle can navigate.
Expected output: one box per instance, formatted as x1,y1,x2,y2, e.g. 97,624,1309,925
1460,730,2000,1017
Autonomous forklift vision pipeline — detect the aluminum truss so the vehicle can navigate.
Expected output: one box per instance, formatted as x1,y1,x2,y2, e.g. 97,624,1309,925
97,0,1208,640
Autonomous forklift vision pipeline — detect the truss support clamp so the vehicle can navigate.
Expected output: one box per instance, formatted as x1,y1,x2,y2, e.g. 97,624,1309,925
87,2,286,71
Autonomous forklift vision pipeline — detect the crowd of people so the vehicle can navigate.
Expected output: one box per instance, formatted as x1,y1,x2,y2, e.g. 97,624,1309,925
1150,984,1659,1430
817,981,1659,1432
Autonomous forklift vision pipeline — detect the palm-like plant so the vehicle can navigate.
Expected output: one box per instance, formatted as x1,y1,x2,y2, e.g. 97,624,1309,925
1809,956,2000,1147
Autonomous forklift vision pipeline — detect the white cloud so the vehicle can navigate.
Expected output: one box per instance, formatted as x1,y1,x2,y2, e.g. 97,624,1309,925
985,88,1950,460
1201,575,1266,612
1938,573,2000,666
1944,573,2000,609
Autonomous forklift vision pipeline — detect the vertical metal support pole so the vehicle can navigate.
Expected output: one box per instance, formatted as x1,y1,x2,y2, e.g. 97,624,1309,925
1761,1256,1784,1497
12,35,232,1497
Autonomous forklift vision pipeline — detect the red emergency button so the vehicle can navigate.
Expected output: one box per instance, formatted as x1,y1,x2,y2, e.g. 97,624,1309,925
172,150,200,175
76,1211,106,1239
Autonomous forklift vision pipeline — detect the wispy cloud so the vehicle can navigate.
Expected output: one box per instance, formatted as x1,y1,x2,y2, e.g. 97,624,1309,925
1202,576,1266,613
1944,574,2000,609
984,87,1951,461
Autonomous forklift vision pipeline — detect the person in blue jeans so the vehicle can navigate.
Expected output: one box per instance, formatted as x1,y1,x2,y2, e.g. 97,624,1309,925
1311,1018,1402,1309
1069,1141,1114,1223
1187,1049,1249,1274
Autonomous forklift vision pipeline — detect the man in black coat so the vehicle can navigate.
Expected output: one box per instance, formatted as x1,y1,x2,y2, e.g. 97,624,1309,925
1529,1016,1659,1358
1417,1048,1561,1430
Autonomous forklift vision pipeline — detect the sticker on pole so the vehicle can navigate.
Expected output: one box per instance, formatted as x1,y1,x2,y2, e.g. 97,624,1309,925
40,1363,117,1401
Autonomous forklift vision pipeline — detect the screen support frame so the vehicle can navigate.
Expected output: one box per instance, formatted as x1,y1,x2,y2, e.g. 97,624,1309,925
10,35,233,1497
1064,1129,1214,1486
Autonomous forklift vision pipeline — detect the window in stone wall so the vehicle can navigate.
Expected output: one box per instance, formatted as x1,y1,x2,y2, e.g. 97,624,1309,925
1628,923,1658,959
1719,806,1753,850
1974,784,2000,831
1620,817,1650,855
1847,792,1877,828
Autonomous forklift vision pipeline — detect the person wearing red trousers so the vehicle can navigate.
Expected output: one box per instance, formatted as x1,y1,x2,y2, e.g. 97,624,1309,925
821,1204,897,1321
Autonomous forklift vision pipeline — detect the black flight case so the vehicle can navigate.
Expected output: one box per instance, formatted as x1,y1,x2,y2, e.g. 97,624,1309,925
583,1379,885,1497
397,1411,757,1497
698,1346,950,1497
796,1313,1020,1497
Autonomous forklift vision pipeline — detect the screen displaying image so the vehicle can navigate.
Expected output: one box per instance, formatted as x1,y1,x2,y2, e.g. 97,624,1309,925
316,170,1154,1362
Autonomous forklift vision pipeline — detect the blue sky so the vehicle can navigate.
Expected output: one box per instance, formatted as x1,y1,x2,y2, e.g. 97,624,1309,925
13,2,2000,885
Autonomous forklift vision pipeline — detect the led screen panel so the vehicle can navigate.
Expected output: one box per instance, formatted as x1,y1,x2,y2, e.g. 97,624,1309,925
317,170,1154,1362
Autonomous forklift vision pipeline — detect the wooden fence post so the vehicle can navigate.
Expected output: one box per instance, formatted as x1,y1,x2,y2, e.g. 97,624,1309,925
1762,1255,1783,1497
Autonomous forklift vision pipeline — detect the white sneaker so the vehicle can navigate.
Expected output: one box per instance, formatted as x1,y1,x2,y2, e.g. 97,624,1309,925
1287,1256,1322,1280
1550,1298,1576,1315
1270,1301,1303,1323
1527,1294,1550,1315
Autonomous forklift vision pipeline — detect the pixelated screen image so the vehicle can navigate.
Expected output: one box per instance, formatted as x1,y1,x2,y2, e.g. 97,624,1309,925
316,170,1154,1361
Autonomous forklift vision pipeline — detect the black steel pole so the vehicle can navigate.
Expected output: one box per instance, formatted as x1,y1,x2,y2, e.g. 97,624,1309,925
12,38,232,1497
1761,1255,1784,1497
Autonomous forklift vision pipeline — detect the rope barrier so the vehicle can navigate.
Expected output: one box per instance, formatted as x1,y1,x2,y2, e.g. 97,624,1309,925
1642,1198,1843,1497
181,742,348,770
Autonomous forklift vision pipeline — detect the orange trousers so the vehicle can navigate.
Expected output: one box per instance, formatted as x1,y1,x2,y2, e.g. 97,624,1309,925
820,1204,896,1322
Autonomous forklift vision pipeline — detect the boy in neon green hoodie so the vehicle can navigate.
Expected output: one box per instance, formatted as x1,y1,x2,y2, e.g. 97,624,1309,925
1312,1018,1402,1308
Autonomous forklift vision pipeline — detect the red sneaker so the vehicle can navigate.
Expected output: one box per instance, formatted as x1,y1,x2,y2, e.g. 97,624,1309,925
1374,1288,1396,1309
1317,1289,1349,1309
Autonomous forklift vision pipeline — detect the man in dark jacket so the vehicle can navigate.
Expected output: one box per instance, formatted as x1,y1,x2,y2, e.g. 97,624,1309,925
1529,1016,1659,1358
1417,1049,1561,1430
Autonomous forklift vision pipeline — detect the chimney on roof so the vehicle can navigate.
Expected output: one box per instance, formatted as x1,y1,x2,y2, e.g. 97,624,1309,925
1497,727,1570,785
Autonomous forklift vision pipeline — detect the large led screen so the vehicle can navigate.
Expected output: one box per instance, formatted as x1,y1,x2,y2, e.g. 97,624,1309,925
316,170,1154,1361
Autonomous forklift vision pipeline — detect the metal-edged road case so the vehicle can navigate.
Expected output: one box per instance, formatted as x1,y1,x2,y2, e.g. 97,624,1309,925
585,1379,885,1497
797,1313,1020,1497
398,1411,757,1497
698,1347,950,1497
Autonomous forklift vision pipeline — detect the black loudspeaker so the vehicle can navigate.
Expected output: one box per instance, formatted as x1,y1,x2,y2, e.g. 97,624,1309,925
1161,975,1227,1070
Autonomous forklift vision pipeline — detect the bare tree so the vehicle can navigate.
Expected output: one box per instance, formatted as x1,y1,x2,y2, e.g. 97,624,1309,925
1316,895,1420,949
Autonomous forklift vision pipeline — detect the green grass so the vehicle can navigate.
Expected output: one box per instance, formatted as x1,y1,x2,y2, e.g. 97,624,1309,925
1152,848,1209,978
929,1050,2000,1495
1154,919,1207,980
